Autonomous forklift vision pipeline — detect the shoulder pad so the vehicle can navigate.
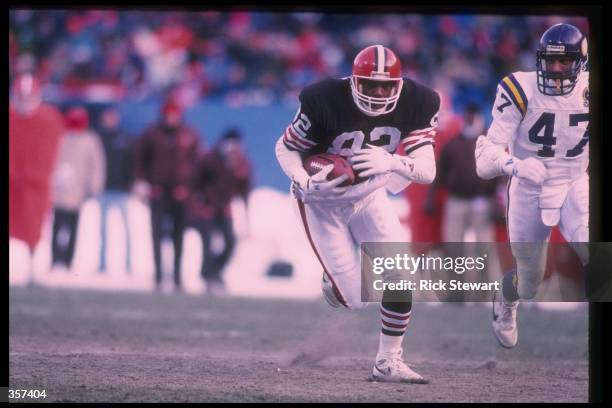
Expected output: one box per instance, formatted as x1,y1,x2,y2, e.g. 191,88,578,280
402,78,439,103
299,78,346,104
498,71,533,117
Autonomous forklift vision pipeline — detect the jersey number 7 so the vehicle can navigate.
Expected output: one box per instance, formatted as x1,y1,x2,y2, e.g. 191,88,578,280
528,112,589,158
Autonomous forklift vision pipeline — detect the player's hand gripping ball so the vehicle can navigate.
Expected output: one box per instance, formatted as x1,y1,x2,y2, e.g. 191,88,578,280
303,153,356,188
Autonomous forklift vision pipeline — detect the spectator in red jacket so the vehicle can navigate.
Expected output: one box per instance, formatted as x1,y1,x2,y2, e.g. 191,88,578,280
9,73,64,277
133,99,200,291
188,128,252,295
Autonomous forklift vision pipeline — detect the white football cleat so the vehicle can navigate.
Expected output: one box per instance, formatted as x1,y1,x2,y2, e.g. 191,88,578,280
369,349,428,384
321,273,342,308
492,289,519,348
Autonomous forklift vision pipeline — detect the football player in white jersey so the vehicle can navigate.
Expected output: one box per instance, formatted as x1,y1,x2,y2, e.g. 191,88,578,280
275,45,440,382
474,23,589,348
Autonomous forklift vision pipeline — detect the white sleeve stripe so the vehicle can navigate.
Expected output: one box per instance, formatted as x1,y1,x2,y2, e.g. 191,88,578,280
402,130,436,140
407,126,436,135
283,139,305,152
404,137,434,147
284,135,308,151
403,131,436,141
284,129,311,150
401,131,435,140
283,133,307,151
283,129,303,147
282,135,301,149
404,140,434,155
288,126,317,147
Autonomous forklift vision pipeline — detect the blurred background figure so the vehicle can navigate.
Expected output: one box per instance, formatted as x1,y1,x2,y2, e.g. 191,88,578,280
188,128,252,295
402,94,462,301
436,103,497,244
133,99,200,292
97,105,135,274
427,103,497,300
9,73,65,277
51,105,106,270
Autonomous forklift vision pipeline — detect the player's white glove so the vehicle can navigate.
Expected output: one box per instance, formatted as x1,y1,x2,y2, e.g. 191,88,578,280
291,164,350,202
504,157,548,185
350,144,396,178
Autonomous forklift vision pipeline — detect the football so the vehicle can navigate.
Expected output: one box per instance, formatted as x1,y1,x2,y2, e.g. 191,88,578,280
303,153,355,187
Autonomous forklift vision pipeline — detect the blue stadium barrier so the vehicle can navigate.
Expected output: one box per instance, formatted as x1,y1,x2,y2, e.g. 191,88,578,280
116,98,298,191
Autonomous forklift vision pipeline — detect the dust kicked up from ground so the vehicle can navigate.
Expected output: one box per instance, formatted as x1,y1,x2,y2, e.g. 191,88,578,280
9,286,588,403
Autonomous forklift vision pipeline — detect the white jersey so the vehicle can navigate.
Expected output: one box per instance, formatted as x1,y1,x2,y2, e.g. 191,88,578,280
487,70,589,186
485,71,589,298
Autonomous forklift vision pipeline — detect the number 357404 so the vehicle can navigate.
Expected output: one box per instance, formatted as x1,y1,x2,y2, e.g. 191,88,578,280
8,389,47,399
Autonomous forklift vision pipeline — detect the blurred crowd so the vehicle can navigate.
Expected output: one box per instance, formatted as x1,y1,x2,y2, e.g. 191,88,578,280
9,10,588,110
9,71,252,294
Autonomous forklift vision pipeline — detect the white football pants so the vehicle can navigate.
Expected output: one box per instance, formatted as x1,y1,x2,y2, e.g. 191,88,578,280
507,172,589,299
293,188,405,310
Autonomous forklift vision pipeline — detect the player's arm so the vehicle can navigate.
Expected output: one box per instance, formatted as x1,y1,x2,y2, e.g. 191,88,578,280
350,90,439,185
275,102,349,198
391,143,436,184
275,136,310,187
475,78,547,184
349,142,436,185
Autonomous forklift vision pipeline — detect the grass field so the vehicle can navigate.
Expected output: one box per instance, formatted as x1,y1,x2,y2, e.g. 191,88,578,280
9,286,588,402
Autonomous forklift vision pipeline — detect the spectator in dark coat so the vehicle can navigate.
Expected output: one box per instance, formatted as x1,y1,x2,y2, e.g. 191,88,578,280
189,128,252,295
426,103,497,300
435,104,498,243
97,105,134,273
133,99,200,291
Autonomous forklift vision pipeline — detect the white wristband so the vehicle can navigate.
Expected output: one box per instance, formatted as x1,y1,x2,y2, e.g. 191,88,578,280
501,155,517,177
390,155,415,178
